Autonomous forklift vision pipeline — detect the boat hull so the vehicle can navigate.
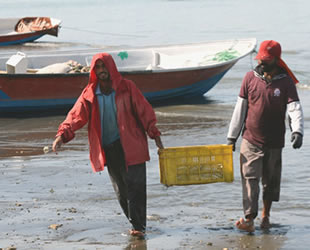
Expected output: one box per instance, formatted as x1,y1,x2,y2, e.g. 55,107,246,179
0,28,59,46
0,17,60,46
0,62,234,115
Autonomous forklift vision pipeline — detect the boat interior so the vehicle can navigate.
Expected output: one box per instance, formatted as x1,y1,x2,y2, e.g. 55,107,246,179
0,38,256,74
0,17,61,36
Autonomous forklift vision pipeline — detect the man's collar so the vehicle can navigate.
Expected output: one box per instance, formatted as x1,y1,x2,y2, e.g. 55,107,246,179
95,82,115,96
254,65,287,82
95,83,102,95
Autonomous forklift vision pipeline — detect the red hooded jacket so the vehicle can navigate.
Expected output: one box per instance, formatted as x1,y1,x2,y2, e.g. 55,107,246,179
56,53,161,172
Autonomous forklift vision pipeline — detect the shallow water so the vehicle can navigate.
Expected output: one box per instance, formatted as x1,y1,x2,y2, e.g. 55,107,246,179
1,0,310,249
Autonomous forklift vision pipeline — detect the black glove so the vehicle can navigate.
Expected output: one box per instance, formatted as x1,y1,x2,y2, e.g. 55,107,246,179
291,132,303,149
227,138,236,152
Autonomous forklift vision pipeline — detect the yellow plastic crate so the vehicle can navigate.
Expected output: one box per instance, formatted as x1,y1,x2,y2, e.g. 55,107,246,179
159,144,233,186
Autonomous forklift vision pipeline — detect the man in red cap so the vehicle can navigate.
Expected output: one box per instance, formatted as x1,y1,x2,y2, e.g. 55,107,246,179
227,40,304,232
52,53,164,237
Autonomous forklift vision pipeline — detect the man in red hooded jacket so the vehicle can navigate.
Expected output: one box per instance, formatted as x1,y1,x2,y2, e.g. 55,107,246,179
52,53,164,237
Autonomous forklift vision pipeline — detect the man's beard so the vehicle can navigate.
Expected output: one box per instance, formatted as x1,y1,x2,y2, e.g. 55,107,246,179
98,72,110,81
260,62,277,73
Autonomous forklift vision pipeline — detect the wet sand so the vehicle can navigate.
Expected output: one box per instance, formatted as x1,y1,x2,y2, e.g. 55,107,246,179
1,102,309,250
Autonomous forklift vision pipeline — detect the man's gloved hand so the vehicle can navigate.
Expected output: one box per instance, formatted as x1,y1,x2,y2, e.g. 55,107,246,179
227,138,236,152
291,132,303,149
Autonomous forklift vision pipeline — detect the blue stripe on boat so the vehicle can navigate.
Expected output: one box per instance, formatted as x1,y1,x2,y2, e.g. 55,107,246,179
144,69,230,101
0,90,10,99
0,34,44,46
0,98,77,113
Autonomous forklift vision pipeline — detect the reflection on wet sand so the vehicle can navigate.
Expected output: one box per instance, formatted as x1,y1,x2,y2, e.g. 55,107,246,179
125,237,147,250
0,116,88,158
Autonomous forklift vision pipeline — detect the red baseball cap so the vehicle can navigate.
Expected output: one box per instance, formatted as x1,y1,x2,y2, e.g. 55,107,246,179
255,40,281,61
255,40,299,84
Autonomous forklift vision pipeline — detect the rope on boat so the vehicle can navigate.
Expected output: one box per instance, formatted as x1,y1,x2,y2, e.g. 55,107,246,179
250,49,258,70
62,26,146,38
212,49,240,62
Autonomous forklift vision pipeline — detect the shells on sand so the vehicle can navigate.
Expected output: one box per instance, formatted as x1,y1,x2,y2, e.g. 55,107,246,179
43,146,50,154
48,224,63,230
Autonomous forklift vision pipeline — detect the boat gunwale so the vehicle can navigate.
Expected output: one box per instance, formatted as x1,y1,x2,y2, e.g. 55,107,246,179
0,38,257,71
0,60,238,77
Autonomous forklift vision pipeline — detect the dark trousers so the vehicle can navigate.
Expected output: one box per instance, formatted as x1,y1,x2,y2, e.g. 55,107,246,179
104,139,146,232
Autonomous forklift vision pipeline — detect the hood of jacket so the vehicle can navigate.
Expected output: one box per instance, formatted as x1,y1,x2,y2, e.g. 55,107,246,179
88,53,123,93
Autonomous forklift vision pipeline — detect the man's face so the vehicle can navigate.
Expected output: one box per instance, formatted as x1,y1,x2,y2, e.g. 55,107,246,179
95,60,109,81
258,58,277,73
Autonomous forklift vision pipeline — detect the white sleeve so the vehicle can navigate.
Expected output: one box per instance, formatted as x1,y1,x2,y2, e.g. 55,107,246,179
287,101,304,135
227,96,248,140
